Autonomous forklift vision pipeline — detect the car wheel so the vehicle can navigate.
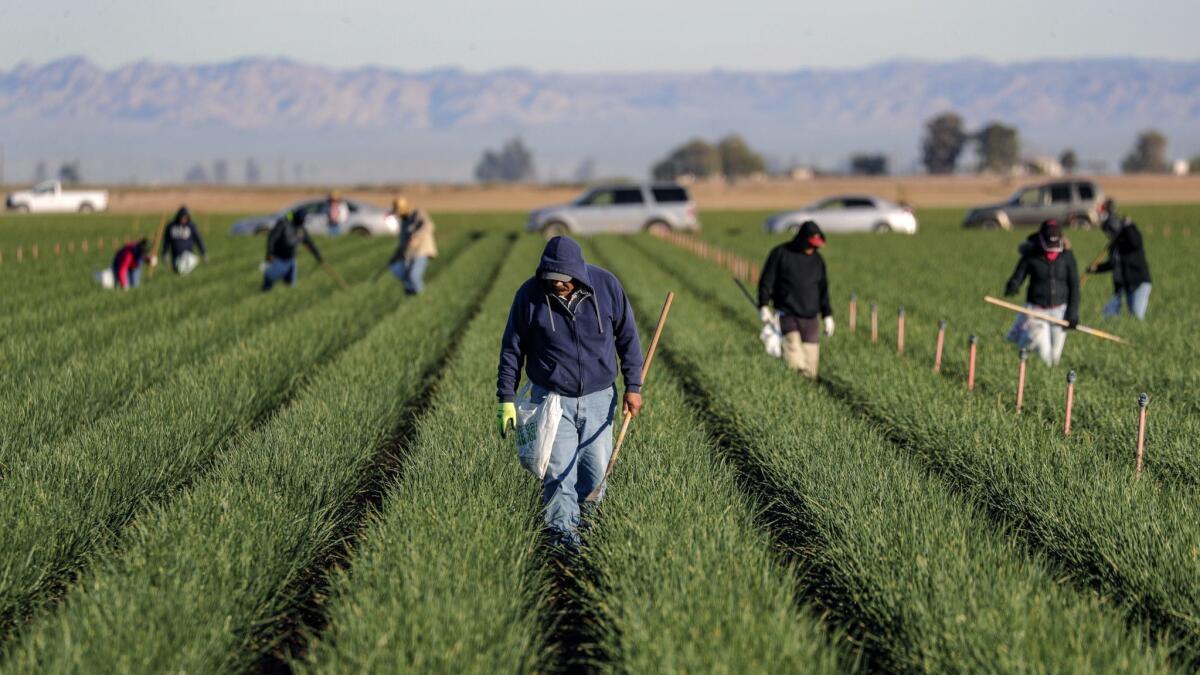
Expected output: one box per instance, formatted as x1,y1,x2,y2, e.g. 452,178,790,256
872,222,891,233
14,204,29,214
980,218,1003,230
542,221,568,239
1068,215,1091,230
787,223,802,235
78,203,94,214
350,225,371,237
644,220,671,235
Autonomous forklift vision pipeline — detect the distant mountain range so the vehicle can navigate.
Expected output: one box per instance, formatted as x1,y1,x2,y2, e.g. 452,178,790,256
1,56,1198,183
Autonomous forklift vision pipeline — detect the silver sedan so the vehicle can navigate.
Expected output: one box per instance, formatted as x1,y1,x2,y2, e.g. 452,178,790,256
764,195,918,235
230,198,398,236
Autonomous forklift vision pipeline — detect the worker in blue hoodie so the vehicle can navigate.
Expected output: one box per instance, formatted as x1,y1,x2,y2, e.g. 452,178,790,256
496,236,643,549
160,205,207,274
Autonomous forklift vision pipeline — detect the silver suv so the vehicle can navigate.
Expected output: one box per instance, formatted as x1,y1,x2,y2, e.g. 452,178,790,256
527,183,700,236
963,180,1104,230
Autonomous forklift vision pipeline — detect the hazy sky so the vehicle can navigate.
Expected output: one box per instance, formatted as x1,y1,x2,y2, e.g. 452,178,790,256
1,0,1197,72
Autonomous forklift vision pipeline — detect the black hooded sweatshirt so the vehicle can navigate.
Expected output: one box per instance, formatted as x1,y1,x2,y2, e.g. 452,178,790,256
1094,217,1151,292
266,212,322,262
161,206,207,259
1005,233,1080,323
758,229,832,319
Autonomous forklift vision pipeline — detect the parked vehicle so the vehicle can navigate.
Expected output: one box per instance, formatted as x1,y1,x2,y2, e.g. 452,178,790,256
963,180,1103,230
230,198,396,236
526,183,700,236
763,195,917,235
5,181,109,213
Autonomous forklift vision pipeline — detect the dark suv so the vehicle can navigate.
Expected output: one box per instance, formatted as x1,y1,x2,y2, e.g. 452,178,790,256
963,180,1104,230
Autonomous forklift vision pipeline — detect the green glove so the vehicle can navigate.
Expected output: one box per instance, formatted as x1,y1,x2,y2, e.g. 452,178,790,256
496,402,516,438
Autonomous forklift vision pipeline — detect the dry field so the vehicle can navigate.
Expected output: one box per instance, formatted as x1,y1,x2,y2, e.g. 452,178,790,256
23,174,1200,215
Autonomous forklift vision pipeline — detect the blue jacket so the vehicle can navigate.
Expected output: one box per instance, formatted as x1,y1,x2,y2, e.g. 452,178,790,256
497,236,643,402
162,206,207,258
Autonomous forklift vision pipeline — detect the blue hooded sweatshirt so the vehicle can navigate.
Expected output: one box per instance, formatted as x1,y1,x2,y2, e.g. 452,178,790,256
497,236,643,402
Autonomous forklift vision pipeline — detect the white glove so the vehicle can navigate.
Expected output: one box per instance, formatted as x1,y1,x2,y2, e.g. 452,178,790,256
823,315,835,337
759,306,773,324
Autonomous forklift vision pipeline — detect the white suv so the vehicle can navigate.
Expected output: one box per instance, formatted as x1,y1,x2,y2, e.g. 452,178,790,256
527,183,700,236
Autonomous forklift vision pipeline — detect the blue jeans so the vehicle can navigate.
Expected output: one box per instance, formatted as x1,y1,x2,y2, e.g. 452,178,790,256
127,267,142,289
262,258,297,291
389,256,429,295
536,383,616,549
1103,282,1151,320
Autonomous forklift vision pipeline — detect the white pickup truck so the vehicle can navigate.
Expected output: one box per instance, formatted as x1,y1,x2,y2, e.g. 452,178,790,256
5,180,109,213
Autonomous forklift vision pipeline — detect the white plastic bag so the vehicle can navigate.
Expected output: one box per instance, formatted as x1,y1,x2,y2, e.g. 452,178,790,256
93,268,115,290
761,312,783,358
175,251,200,275
514,382,562,479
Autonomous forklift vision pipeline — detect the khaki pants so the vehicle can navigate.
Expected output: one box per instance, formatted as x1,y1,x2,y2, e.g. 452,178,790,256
783,332,820,378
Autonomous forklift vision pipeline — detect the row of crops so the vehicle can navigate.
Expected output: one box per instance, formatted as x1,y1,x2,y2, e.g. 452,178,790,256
1,208,1197,672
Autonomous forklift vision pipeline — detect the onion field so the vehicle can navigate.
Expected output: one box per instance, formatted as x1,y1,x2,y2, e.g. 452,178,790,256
0,206,1197,673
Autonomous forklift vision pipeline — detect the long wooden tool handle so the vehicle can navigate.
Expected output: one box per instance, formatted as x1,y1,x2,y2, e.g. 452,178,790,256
1080,245,1108,289
321,261,351,290
984,296,1127,344
586,291,674,501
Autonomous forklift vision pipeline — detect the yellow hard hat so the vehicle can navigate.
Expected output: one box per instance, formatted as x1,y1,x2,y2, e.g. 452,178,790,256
330,190,342,200
393,196,411,215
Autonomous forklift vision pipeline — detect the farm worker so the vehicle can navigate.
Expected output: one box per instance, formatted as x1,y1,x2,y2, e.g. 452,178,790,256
326,190,349,236
496,235,643,550
757,220,834,379
262,209,324,291
1004,219,1080,366
1089,198,1152,319
386,196,438,295
111,238,151,290
160,205,207,275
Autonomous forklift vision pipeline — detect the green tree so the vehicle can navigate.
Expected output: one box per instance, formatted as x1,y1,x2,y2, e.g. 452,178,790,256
1059,149,1078,174
1121,129,1170,174
1189,155,1200,175
652,139,721,181
921,112,968,174
474,137,536,183
716,134,765,179
974,122,1019,174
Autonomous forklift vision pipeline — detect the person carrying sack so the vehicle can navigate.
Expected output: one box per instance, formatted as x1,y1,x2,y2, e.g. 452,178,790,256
496,235,643,551
758,220,834,379
386,196,438,295
262,209,323,291
160,205,207,275
1004,219,1080,366
1090,198,1152,319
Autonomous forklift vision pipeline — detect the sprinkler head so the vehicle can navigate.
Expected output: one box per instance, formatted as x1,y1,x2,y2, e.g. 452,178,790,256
938,319,947,329
1067,370,1076,384
850,292,857,300
1138,393,1149,408
1019,347,1028,361
969,334,978,344
870,302,877,310
898,306,905,316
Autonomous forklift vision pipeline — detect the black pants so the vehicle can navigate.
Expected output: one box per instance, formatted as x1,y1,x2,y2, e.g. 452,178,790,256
779,315,820,344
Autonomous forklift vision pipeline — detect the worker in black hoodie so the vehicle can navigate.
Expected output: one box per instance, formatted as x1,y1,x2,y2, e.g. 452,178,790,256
1004,219,1080,366
1090,198,1152,319
758,221,834,378
160,205,207,275
262,209,323,291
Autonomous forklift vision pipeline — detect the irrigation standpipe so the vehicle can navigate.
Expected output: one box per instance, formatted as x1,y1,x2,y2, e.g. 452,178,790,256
585,291,674,503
